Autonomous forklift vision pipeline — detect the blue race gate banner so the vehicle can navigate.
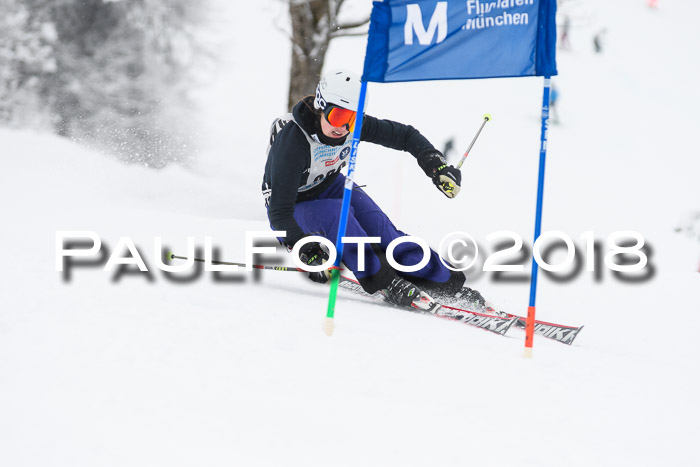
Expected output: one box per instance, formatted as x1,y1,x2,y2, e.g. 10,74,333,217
363,0,557,82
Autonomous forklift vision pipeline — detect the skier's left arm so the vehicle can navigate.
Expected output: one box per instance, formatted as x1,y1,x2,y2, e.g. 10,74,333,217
360,115,461,198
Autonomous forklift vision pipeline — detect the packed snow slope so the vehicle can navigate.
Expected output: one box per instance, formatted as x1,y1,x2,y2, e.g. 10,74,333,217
1,0,699,466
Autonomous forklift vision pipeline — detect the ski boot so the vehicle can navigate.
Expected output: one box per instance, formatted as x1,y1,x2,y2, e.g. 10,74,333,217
382,276,440,314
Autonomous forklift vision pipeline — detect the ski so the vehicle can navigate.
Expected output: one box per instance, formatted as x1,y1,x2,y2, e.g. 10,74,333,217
338,275,518,336
438,304,520,336
338,275,582,343
493,311,584,345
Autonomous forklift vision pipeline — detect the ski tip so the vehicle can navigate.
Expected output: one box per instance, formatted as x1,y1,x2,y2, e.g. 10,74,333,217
567,325,584,345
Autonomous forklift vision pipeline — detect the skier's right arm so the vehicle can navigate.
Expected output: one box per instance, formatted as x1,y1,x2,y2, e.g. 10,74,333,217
266,126,309,248
360,116,462,199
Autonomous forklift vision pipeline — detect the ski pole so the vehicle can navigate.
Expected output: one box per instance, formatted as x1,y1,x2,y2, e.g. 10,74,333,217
455,114,491,170
168,253,341,273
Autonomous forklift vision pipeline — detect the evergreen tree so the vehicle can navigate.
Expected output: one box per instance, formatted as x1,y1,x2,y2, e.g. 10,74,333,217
0,0,209,167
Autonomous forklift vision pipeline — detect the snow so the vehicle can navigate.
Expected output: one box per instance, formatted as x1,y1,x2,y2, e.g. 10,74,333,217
1,0,699,466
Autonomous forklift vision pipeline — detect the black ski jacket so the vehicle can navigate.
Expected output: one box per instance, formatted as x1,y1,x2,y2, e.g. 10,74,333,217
262,96,439,247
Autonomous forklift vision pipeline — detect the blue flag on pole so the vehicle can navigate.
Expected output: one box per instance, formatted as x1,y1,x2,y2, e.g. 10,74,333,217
363,0,557,82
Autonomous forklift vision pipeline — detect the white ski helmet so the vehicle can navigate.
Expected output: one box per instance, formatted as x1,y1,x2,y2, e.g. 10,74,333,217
314,69,365,112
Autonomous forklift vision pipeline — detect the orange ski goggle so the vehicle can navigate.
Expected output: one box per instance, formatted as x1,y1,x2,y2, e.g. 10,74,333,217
323,105,357,132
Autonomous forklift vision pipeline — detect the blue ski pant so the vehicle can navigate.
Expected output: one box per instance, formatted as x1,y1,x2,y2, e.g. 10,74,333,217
291,174,457,293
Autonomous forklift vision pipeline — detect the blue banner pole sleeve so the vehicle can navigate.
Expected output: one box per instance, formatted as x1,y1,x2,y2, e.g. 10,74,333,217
536,0,558,76
362,1,391,82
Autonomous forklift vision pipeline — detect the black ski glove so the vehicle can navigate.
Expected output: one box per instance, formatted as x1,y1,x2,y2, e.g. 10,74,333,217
298,241,331,284
418,152,462,199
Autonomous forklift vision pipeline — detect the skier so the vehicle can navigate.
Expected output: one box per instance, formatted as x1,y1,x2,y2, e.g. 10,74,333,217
559,15,571,50
262,69,486,312
549,82,560,124
593,28,606,54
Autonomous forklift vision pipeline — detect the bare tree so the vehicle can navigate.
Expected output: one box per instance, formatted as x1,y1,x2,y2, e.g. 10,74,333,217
287,0,369,109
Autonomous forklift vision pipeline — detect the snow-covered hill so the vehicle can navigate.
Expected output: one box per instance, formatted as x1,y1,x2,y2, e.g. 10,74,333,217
1,1,699,466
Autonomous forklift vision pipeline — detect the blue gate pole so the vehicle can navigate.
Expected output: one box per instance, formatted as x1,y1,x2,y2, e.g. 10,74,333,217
324,81,369,336
524,76,552,354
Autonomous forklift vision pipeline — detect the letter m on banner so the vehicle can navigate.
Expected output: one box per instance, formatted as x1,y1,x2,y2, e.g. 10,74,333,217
404,2,447,45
